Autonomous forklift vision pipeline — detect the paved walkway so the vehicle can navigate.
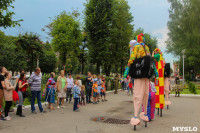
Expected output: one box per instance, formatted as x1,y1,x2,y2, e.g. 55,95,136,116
0,91,199,133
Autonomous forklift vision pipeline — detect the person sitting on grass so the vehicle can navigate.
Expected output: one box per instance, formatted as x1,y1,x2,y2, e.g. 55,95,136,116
92,79,98,104
73,80,80,112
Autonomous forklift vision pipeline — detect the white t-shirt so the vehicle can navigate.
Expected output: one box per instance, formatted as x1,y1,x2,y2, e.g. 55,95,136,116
67,78,74,88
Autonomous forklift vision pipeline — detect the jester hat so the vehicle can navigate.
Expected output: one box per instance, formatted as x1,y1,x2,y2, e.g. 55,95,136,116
136,33,145,43
154,48,163,56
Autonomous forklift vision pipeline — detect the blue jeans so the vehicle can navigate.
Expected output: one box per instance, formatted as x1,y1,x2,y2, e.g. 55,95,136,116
31,91,43,112
73,98,78,111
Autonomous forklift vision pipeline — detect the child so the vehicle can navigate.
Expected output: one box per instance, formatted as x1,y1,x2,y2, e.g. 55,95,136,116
97,75,101,102
100,81,106,102
92,79,98,104
80,85,85,106
127,77,133,95
73,80,80,112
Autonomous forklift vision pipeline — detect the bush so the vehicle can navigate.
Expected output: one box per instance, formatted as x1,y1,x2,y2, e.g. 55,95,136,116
188,81,197,94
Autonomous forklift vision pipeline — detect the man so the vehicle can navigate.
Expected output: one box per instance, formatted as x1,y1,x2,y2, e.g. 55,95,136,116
29,68,46,114
0,67,7,120
66,73,73,103
85,72,93,104
114,74,119,94
124,33,154,127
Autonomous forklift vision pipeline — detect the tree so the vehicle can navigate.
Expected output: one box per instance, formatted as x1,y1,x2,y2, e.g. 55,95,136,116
167,0,200,77
85,0,114,75
0,31,28,73
46,11,82,67
0,0,22,28
39,42,57,73
17,33,43,74
108,0,134,76
78,32,88,74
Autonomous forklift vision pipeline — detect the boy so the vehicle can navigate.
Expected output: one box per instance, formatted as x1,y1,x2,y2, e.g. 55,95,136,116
92,79,98,104
100,81,106,102
80,85,85,106
73,80,80,112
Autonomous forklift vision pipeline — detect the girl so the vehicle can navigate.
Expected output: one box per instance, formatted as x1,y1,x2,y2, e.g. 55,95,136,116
4,72,14,120
45,72,56,110
97,75,101,102
80,85,85,106
17,72,28,117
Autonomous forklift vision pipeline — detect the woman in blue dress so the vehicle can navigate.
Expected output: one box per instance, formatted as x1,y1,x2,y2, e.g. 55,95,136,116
45,72,56,110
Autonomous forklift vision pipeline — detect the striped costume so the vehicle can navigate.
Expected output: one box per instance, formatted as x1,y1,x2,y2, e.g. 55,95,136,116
154,48,165,109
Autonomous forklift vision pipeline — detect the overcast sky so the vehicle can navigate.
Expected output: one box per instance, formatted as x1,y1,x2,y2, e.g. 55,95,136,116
1,0,177,67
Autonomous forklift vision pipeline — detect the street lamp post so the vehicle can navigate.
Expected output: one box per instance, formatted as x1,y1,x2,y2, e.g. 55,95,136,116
182,49,186,88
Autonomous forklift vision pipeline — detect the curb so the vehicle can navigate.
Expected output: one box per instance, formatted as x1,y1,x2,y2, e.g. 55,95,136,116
170,94,200,97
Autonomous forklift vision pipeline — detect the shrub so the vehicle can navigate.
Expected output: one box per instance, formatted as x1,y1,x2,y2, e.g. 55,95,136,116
188,81,197,94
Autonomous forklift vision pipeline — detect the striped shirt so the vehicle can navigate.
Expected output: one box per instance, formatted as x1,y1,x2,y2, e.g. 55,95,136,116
28,72,42,91
73,85,80,98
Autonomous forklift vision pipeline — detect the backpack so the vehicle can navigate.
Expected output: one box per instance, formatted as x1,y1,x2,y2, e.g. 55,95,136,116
15,80,24,92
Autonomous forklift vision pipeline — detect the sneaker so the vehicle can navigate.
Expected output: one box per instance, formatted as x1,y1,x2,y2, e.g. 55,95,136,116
0,115,5,121
5,116,11,121
32,111,37,114
61,106,65,108
93,102,95,104
74,109,80,112
57,106,60,109
40,110,47,113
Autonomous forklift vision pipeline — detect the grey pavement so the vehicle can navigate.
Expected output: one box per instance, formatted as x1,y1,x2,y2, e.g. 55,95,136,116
0,91,199,133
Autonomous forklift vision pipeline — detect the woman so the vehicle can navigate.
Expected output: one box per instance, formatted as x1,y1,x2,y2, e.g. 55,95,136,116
15,69,25,86
0,67,7,119
17,72,28,117
4,72,14,120
57,70,67,108
45,72,56,110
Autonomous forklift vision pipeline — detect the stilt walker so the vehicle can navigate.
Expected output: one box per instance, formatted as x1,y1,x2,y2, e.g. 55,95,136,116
124,33,155,130
152,48,165,117
164,63,171,108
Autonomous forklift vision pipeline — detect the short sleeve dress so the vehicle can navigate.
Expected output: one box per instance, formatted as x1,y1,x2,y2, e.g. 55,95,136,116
45,77,56,103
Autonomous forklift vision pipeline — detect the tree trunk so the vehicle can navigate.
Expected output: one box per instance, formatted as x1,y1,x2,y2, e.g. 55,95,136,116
104,65,111,76
96,63,100,75
30,54,34,75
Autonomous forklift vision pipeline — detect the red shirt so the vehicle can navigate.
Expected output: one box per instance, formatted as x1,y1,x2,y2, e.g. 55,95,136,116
18,79,28,92
129,83,133,88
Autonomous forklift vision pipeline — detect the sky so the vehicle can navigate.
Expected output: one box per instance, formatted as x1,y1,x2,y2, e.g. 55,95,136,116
1,0,176,68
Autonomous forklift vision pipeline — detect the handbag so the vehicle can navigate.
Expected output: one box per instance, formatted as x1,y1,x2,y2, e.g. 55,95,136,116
13,90,19,102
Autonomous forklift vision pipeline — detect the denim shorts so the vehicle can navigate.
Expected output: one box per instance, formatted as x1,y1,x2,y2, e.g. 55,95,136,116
93,92,97,97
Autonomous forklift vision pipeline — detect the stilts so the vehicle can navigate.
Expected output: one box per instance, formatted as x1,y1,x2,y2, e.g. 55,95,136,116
145,121,147,127
160,109,162,117
134,125,136,131
157,108,159,115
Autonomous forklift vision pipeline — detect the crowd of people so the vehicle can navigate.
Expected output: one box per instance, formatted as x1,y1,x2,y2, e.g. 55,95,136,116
0,66,108,121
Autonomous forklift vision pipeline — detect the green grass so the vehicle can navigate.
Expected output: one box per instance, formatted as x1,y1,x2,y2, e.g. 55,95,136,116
171,88,200,94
